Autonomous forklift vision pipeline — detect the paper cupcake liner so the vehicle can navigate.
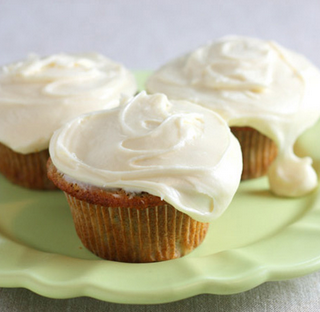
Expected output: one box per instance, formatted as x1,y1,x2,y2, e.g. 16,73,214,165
0,142,56,190
65,193,209,263
231,127,278,180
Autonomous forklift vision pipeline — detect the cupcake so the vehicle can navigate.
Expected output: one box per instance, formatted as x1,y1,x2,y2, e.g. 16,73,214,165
47,92,242,262
0,53,137,189
146,36,320,197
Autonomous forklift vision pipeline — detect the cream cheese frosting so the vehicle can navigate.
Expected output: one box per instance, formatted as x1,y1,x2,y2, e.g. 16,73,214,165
0,53,137,154
146,36,320,197
49,92,243,222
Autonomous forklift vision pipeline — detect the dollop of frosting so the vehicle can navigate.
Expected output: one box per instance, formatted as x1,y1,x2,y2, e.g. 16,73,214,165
146,36,320,197
49,92,243,222
0,53,137,153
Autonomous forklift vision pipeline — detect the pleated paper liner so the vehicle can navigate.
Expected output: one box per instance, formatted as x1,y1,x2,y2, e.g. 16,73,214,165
0,142,56,190
65,193,209,263
231,127,278,180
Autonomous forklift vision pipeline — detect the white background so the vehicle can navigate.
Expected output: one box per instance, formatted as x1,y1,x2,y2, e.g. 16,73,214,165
0,0,320,71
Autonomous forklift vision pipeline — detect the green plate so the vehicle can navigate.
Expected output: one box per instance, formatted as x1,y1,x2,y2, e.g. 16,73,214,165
0,71,320,304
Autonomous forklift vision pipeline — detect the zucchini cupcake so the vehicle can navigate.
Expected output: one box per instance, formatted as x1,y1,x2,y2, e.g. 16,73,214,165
146,36,320,197
47,92,242,262
0,53,137,189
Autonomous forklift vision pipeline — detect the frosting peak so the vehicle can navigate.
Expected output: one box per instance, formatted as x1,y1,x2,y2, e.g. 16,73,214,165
184,36,275,91
49,92,243,222
5,54,101,79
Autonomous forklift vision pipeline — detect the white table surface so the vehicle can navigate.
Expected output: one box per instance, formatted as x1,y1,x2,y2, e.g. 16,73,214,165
1,1,320,311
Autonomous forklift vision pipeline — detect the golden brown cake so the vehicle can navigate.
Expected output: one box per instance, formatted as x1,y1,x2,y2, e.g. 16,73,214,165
47,92,242,262
47,158,209,263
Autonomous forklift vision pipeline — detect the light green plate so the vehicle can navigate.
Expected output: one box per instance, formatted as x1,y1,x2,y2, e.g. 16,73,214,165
0,72,320,304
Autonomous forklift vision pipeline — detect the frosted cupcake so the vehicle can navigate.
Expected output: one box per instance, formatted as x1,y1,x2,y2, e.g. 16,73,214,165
146,36,320,197
47,92,242,262
0,53,137,189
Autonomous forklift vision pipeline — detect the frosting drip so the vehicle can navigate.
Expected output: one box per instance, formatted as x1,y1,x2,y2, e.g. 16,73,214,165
146,36,320,197
0,53,137,153
49,92,243,222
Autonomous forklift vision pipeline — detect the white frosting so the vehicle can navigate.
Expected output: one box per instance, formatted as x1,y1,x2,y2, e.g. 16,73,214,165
0,53,137,154
146,36,320,197
49,92,242,222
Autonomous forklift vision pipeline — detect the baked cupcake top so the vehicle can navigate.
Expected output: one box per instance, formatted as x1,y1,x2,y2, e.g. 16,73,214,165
0,53,137,154
49,92,242,222
146,36,320,197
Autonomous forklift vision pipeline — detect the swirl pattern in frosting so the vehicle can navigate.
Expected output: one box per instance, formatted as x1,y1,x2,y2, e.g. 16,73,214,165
0,53,137,153
49,92,243,222
146,36,320,197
